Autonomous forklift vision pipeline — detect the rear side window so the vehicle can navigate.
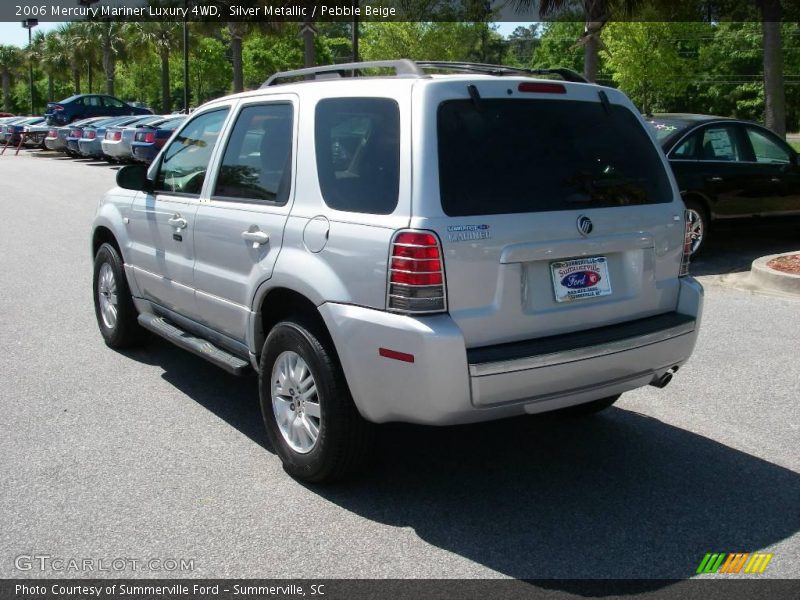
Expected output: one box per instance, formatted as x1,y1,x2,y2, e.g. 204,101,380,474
746,127,791,164
315,98,399,214
214,103,294,204
438,99,673,216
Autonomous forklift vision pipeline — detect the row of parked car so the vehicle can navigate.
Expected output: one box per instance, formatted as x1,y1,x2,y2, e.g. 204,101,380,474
0,113,186,164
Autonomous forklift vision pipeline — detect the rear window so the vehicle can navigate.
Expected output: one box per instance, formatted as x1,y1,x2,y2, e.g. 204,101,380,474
438,99,673,216
315,98,399,215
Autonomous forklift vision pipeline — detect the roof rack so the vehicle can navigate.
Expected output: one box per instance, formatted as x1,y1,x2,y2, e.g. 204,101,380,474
261,59,587,88
261,60,423,88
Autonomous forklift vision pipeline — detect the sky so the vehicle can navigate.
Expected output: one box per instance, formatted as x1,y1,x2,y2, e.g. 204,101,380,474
0,21,527,48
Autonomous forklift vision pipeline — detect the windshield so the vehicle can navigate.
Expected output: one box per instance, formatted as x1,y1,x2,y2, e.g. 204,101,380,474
438,99,673,216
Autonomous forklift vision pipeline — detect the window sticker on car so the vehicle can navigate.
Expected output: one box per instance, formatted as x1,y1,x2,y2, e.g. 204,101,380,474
446,224,491,242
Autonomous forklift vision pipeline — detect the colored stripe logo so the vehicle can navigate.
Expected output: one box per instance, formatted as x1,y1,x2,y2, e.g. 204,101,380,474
696,552,773,574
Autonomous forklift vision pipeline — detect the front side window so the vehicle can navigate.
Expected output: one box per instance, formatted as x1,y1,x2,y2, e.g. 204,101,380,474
156,108,229,195
746,127,791,164
438,99,673,216
315,98,400,215
699,126,743,161
214,103,294,204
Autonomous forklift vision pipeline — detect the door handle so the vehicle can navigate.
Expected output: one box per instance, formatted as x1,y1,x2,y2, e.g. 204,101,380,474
168,215,188,229
707,176,723,182
241,230,270,246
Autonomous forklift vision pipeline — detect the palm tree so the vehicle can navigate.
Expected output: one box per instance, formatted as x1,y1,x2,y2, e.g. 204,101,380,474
228,22,249,93
758,0,786,137
133,21,182,112
0,45,22,112
84,21,129,96
31,30,68,102
57,23,90,94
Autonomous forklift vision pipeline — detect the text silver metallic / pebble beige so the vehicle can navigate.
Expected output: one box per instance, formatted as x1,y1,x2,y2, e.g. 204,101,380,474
91,60,703,482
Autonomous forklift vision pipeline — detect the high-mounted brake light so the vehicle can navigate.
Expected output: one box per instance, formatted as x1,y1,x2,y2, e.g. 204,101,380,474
387,230,447,314
518,82,567,94
679,210,692,277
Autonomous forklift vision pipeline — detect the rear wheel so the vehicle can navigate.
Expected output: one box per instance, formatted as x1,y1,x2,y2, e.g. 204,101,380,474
684,198,709,257
259,319,374,483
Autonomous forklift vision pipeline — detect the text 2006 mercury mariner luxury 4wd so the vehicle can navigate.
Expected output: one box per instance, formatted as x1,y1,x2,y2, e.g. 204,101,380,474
91,60,703,482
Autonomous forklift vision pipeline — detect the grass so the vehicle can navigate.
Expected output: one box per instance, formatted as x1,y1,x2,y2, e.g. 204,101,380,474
790,141,800,152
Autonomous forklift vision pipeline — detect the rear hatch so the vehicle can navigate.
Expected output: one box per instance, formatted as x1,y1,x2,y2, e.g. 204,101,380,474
411,79,686,348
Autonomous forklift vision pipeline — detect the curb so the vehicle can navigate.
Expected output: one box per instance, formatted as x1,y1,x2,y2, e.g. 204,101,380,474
750,252,800,296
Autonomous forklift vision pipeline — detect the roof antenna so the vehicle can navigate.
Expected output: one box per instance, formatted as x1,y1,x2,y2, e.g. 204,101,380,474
598,90,611,115
467,84,482,110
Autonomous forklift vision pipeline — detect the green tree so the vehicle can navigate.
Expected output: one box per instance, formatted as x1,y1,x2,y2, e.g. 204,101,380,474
0,45,22,112
602,21,704,113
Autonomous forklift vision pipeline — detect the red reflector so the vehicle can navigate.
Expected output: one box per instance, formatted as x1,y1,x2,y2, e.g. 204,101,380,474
518,82,567,94
391,271,443,286
394,232,438,246
391,258,441,272
144,132,155,143
378,348,415,363
392,245,439,259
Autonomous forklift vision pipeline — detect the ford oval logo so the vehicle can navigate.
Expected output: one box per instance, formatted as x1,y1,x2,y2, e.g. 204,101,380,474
561,271,601,289
577,215,593,236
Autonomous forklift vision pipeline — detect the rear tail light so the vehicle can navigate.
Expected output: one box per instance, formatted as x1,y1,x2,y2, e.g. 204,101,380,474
48,129,56,138
52,105,64,112
87,130,96,139
113,131,122,141
679,210,692,277
387,230,447,314
144,132,155,143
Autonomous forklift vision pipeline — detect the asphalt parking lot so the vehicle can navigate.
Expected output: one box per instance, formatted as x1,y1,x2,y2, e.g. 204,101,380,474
1,151,798,584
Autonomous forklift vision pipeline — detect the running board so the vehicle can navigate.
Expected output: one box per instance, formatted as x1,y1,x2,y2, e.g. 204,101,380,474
138,314,251,376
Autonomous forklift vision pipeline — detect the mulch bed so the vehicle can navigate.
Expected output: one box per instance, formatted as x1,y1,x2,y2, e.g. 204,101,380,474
766,254,800,275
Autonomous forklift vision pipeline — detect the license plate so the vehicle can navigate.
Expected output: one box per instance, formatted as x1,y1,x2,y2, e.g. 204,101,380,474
550,256,612,303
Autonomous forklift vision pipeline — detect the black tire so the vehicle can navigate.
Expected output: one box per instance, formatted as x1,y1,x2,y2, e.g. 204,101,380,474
561,394,621,417
683,197,710,257
259,319,374,483
93,243,144,349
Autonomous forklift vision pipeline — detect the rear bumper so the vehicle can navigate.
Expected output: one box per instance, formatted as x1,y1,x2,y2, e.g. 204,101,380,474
320,277,703,425
101,139,129,157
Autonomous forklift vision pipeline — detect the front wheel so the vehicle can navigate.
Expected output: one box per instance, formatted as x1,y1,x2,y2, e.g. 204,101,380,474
93,243,144,348
259,320,374,483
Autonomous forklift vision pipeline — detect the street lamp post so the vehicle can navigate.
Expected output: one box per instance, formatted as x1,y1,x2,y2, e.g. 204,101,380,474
21,18,37,115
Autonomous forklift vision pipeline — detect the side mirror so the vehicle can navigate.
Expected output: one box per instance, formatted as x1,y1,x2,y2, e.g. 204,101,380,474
116,164,151,192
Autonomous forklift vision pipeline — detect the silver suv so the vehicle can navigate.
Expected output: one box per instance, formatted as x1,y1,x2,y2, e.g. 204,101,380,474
91,60,703,482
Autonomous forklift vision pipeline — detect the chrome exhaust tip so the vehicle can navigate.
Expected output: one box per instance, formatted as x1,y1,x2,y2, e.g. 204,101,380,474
650,366,679,389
